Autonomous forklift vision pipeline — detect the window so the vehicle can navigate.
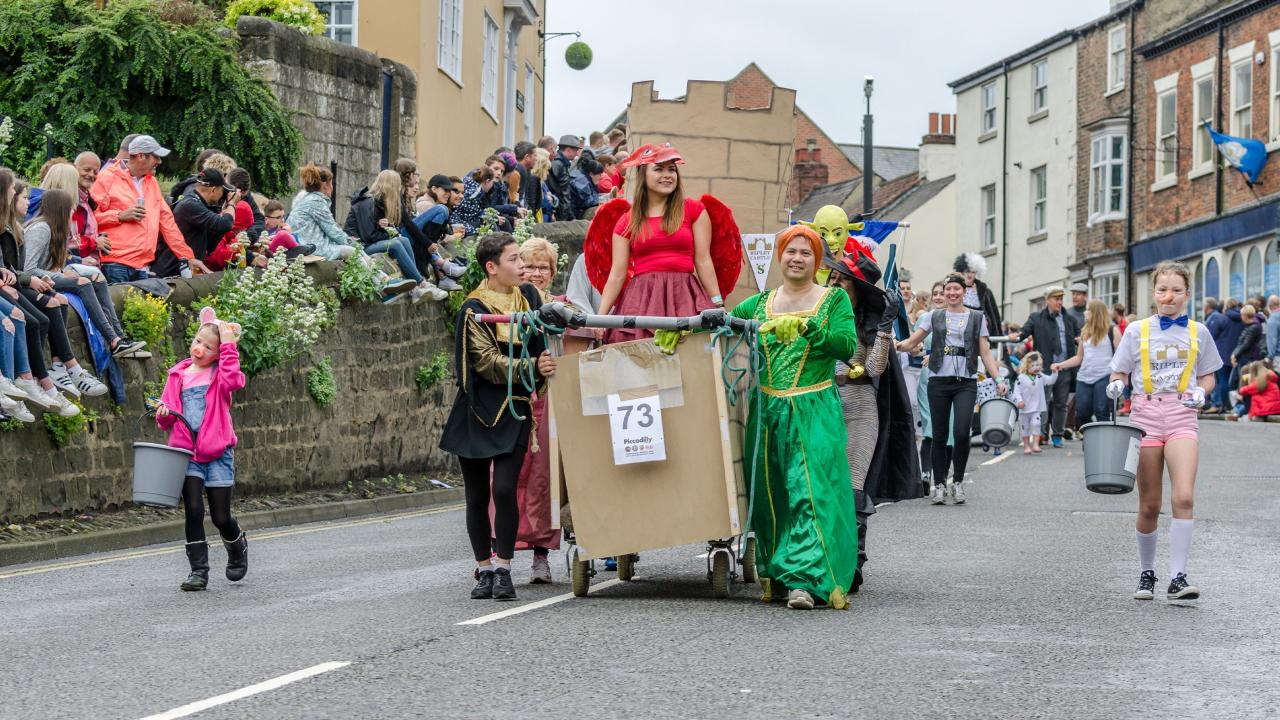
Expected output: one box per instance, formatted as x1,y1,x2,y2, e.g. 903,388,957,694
1092,273,1122,309
1272,38,1280,143
1230,250,1245,301
1154,76,1178,185
1031,59,1048,113
1205,257,1220,300
1030,165,1047,235
1247,245,1263,297
1089,129,1126,221
313,1,356,44
437,0,463,82
1265,239,1280,296
1232,59,1253,138
480,12,499,119
523,65,536,142
981,184,996,249
1107,25,1126,93
1191,63,1215,173
980,82,997,135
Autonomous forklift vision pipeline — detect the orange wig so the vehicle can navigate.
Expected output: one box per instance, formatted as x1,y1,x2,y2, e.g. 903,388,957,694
775,225,824,277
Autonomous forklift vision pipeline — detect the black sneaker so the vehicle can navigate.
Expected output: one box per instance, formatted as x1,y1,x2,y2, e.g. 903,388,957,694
1134,570,1157,600
112,338,146,357
1167,573,1200,600
492,566,517,601
471,569,495,599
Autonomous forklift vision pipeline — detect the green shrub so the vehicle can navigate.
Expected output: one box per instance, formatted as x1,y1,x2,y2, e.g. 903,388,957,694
121,288,174,366
337,252,380,303
416,352,451,391
44,400,98,448
224,0,325,36
306,356,336,407
0,0,303,194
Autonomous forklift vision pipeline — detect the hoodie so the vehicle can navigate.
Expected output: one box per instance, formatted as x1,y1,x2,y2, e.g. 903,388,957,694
157,341,245,463
1215,307,1245,361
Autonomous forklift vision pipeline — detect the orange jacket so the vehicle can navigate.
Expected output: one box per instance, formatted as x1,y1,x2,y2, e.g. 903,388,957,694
90,163,193,270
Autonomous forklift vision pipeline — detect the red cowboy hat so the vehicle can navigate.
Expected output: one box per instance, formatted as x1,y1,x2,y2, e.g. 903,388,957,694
619,143,684,170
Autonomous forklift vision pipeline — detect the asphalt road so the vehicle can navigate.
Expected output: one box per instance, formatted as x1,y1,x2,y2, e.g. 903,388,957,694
2,421,1278,719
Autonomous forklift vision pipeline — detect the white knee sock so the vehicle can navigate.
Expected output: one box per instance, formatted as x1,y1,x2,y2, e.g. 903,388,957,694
1136,528,1157,573
1169,518,1194,577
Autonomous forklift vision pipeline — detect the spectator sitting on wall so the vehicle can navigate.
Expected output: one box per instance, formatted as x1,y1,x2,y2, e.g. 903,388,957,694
482,155,525,229
493,151,522,207
72,152,104,267
259,199,310,259
345,170,446,303
595,155,617,195
412,174,466,290
514,142,540,213
454,166,510,236
173,168,240,265
227,168,265,240
547,135,580,222
91,135,208,283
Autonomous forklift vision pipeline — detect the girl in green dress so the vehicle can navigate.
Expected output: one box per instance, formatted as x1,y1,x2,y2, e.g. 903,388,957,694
732,225,860,610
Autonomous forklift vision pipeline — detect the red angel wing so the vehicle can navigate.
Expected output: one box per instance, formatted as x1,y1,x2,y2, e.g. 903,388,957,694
699,194,743,299
584,197,632,292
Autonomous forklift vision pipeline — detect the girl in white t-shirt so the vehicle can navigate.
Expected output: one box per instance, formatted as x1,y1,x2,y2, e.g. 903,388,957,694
1107,261,1222,601
1012,351,1057,454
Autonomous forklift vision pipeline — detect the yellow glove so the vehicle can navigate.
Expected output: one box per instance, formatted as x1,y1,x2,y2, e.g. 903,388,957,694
759,316,807,345
653,329,688,355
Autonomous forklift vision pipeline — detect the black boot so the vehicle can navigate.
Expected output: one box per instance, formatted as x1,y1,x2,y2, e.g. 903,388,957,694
852,512,869,593
181,541,209,591
223,532,248,582
492,565,517,601
471,569,495,599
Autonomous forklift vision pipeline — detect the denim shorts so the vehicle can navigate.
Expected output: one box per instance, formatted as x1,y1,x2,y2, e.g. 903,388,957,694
186,447,235,487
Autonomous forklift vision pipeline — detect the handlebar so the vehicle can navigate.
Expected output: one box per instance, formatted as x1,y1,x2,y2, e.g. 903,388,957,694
475,303,759,334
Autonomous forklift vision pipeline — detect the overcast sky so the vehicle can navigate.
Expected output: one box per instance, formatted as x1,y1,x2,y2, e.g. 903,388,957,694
544,0,1113,149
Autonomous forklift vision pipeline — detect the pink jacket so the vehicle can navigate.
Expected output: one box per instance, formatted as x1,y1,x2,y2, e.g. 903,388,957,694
157,342,246,462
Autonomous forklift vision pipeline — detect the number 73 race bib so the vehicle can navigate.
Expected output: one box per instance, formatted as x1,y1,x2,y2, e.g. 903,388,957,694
606,392,667,465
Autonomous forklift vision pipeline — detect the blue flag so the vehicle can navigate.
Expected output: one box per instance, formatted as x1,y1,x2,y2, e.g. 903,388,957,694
1207,123,1268,184
859,220,900,245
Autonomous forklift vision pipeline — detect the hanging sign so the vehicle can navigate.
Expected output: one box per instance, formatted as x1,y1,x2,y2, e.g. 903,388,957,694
607,392,666,465
742,234,776,293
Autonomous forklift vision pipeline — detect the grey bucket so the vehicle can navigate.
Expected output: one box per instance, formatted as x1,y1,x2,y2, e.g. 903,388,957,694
132,412,195,508
978,397,1018,448
1081,420,1144,494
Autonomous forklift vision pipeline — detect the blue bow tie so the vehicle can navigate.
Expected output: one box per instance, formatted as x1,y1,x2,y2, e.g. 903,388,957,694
1159,315,1189,330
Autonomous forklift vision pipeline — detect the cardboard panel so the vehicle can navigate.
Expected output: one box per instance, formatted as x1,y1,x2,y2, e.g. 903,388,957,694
548,337,747,559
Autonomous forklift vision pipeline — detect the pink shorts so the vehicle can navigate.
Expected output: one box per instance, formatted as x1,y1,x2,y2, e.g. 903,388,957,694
1130,393,1198,447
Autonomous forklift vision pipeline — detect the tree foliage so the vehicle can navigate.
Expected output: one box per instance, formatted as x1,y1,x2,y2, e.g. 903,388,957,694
0,0,303,194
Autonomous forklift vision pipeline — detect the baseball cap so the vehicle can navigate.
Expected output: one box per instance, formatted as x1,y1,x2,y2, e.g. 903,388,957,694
1069,282,1089,294
558,134,583,149
427,174,456,191
196,168,234,192
128,135,170,157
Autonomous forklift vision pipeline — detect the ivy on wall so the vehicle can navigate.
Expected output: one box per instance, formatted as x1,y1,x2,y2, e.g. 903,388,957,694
0,0,303,195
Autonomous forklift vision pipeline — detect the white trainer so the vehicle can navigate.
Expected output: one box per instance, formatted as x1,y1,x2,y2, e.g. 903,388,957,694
0,375,31,401
14,379,54,408
43,389,80,418
0,396,35,423
48,364,81,399
74,371,108,397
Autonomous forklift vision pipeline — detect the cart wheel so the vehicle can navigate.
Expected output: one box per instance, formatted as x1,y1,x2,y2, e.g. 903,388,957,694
616,553,636,581
571,550,590,597
711,551,731,598
740,537,757,584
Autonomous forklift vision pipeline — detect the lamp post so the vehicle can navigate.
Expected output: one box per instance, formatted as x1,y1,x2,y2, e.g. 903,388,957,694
862,76,874,215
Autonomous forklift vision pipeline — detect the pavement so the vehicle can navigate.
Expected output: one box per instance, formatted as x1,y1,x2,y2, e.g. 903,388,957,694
2,421,1278,719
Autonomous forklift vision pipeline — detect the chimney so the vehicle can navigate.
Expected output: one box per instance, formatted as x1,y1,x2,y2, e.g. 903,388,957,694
919,112,956,181
791,137,829,206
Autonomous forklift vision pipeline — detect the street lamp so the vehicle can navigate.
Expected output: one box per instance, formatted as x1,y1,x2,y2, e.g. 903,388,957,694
863,75,874,214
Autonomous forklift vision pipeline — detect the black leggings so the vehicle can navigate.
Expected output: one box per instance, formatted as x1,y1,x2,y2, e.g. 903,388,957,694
460,450,524,562
182,476,242,543
927,376,977,486
918,437,953,477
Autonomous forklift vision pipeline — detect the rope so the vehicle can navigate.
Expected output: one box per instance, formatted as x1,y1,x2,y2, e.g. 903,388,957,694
497,310,567,422
708,322,765,564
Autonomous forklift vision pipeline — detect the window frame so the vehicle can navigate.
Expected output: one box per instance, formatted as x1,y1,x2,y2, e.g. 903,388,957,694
313,0,357,45
1030,165,1047,236
1270,30,1280,147
1088,126,1127,223
1228,41,1255,138
480,11,500,121
1107,25,1126,94
1190,58,1215,177
1031,58,1048,114
1092,272,1122,310
981,184,997,249
1153,73,1179,189
980,81,997,135
437,0,464,85
523,64,536,142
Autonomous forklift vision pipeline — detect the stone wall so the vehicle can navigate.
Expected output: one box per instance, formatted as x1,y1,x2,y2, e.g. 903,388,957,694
236,16,417,220
0,221,588,523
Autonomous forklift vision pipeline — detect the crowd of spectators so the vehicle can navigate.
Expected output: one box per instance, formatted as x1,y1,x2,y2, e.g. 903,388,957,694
0,124,629,425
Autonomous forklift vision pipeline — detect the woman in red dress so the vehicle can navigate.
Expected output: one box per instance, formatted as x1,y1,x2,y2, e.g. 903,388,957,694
587,143,740,344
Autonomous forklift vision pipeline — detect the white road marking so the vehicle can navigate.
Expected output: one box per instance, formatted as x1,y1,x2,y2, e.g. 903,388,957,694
981,452,1013,467
457,579,625,626
694,552,709,559
874,502,892,508
0,504,463,581
136,661,350,720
